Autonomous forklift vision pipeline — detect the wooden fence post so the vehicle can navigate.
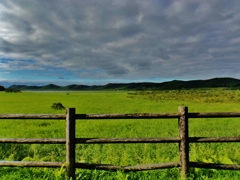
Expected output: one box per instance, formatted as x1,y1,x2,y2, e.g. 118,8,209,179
178,106,189,180
66,108,76,180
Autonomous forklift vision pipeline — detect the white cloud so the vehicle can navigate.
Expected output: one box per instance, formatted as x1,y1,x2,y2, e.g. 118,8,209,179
1,0,240,83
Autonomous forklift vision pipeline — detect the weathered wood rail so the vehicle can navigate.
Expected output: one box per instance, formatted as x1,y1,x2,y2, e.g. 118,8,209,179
0,106,239,180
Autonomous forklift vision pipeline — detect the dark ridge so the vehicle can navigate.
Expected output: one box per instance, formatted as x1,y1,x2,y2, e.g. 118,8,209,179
4,77,240,91
61,84,101,90
40,84,60,90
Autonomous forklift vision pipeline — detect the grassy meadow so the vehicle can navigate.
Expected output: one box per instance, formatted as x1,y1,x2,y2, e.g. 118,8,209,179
0,89,239,179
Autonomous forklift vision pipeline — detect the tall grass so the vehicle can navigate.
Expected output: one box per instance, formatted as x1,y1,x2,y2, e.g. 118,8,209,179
0,89,239,179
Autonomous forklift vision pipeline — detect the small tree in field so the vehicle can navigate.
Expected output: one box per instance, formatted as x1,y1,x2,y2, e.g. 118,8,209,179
51,102,65,110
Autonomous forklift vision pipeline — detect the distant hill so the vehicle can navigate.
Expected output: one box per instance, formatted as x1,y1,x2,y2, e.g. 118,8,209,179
40,84,60,90
5,77,240,91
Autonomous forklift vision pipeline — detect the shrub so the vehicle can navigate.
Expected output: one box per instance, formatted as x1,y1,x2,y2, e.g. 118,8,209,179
51,102,65,110
5,88,21,93
0,85,5,91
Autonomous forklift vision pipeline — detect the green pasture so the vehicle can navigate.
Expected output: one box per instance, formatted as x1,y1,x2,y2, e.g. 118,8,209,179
0,89,239,179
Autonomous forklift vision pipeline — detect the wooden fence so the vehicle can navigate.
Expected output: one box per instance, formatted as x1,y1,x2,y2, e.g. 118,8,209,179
0,106,239,179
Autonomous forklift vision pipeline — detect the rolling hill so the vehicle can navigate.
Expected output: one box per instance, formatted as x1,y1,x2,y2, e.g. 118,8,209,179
3,77,240,91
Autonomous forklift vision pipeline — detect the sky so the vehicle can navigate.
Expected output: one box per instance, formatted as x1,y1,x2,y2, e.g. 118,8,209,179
1,0,240,87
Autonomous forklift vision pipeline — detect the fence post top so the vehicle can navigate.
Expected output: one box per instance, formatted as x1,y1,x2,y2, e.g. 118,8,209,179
178,106,188,114
66,108,75,110
66,108,76,113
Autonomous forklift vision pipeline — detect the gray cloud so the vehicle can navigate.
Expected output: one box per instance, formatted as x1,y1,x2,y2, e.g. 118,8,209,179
1,0,240,83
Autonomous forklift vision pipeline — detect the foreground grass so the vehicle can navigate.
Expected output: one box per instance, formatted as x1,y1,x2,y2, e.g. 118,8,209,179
0,89,239,179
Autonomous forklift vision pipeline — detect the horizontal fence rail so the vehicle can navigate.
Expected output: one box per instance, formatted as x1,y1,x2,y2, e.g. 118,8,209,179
74,162,181,171
0,138,66,144
75,137,181,144
0,161,63,168
0,107,239,180
75,113,180,119
189,112,240,118
1,137,239,144
2,112,240,119
0,114,66,119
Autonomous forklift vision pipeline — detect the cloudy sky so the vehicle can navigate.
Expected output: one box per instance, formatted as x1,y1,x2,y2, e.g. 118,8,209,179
1,0,240,87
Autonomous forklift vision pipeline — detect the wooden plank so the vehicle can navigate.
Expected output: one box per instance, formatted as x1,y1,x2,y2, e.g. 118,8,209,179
75,113,180,119
178,106,189,180
0,161,63,167
2,112,240,119
75,162,180,171
0,114,65,119
66,108,76,180
1,112,240,119
189,112,240,118
123,162,180,171
75,137,181,144
0,138,66,144
190,162,240,170
189,137,240,142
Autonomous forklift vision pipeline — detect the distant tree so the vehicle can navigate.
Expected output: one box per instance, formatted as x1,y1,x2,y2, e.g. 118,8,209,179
0,85,5,91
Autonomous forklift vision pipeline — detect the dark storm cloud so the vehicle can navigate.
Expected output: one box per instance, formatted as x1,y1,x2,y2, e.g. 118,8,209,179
1,0,240,82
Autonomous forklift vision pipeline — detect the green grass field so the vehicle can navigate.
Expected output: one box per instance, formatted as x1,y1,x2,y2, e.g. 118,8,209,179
0,89,239,179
